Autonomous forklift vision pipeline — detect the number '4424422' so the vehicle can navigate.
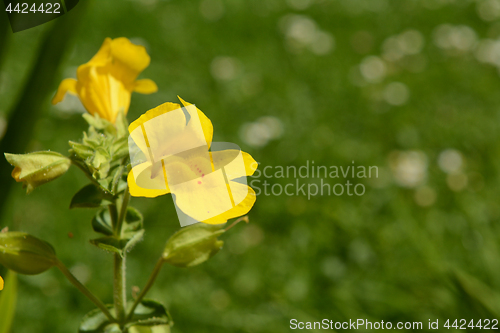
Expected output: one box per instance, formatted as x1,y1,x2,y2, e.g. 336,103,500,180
444,319,499,330
5,2,61,14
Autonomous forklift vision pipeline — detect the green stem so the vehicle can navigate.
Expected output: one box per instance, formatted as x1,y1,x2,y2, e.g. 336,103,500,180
126,258,164,321
56,260,114,322
113,254,127,324
116,187,130,235
109,204,119,231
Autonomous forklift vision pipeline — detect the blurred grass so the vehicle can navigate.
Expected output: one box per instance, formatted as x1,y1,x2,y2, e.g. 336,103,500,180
2,0,500,332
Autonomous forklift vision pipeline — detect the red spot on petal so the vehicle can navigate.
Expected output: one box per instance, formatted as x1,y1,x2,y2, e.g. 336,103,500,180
202,174,205,177
198,181,202,184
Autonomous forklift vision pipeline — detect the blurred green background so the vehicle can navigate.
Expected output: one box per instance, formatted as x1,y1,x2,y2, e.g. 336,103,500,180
3,0,500,331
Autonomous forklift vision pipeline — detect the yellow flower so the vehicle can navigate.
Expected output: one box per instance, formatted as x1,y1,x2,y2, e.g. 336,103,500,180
52,37,158,123
127,97,258,225
0,275,3,290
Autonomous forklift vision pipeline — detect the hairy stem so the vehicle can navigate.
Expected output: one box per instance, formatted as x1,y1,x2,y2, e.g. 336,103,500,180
113,254,127,324
116,187,130,235
56,260,114,322
126,258,164,320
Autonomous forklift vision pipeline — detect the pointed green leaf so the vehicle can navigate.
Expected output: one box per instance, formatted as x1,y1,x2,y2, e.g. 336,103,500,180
70,184,108,209
128,326,170,333
90,229,145,256
122,229,145,254
125,300,173,330
0,271,17,333
123,207,144,233
78,306,118,333
162,223,225,268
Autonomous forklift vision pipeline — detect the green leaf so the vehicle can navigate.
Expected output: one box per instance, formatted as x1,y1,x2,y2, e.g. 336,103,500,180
0,271,17,333
79,301,172,333
125,300,173,330
70,184,109,209
90,229,145,257
128,326,170,333
92,209,113,236
123,207,144,233
78,306,119,333
162,223,225,268
0,232,57,275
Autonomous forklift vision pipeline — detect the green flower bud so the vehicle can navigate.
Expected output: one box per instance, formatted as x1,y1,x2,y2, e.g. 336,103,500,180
0,232,57,275
4,151,71,193
162,223,225,268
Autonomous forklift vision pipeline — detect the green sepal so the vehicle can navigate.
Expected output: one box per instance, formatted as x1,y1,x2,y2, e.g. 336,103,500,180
69,141,94,159
125,300,173,330
82,113,116,135
90,229,144,257
115,111,128,139
0,232,57,275
4,151,71,194
70,184,112,209
162,223,225,268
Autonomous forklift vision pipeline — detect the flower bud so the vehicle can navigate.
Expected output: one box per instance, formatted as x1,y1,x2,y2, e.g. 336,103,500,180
162,223,225,268
4,151,71,193
0,232,57,275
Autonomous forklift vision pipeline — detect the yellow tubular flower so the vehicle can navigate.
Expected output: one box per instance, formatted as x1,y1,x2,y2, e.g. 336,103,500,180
52,37,158,123
127,97,258,225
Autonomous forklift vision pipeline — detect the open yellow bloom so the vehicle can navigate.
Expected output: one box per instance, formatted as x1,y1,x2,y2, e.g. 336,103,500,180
52,37,157,123
127,98,258,225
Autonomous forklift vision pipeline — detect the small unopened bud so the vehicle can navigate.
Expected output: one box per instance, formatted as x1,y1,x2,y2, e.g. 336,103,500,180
162,223,225,268
4,151,71,193
0,232,57,275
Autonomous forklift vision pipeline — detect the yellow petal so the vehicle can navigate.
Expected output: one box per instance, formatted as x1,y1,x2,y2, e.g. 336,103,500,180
76,67,131,122
202,186,257,224
0,275,3,290
129,102,181,133
88,37,113,66
211,150,258,178
178,96,213,148
52,78,77,105
11,167,22,183
127,168,170,198
110,37,151,81
134,79,158,94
